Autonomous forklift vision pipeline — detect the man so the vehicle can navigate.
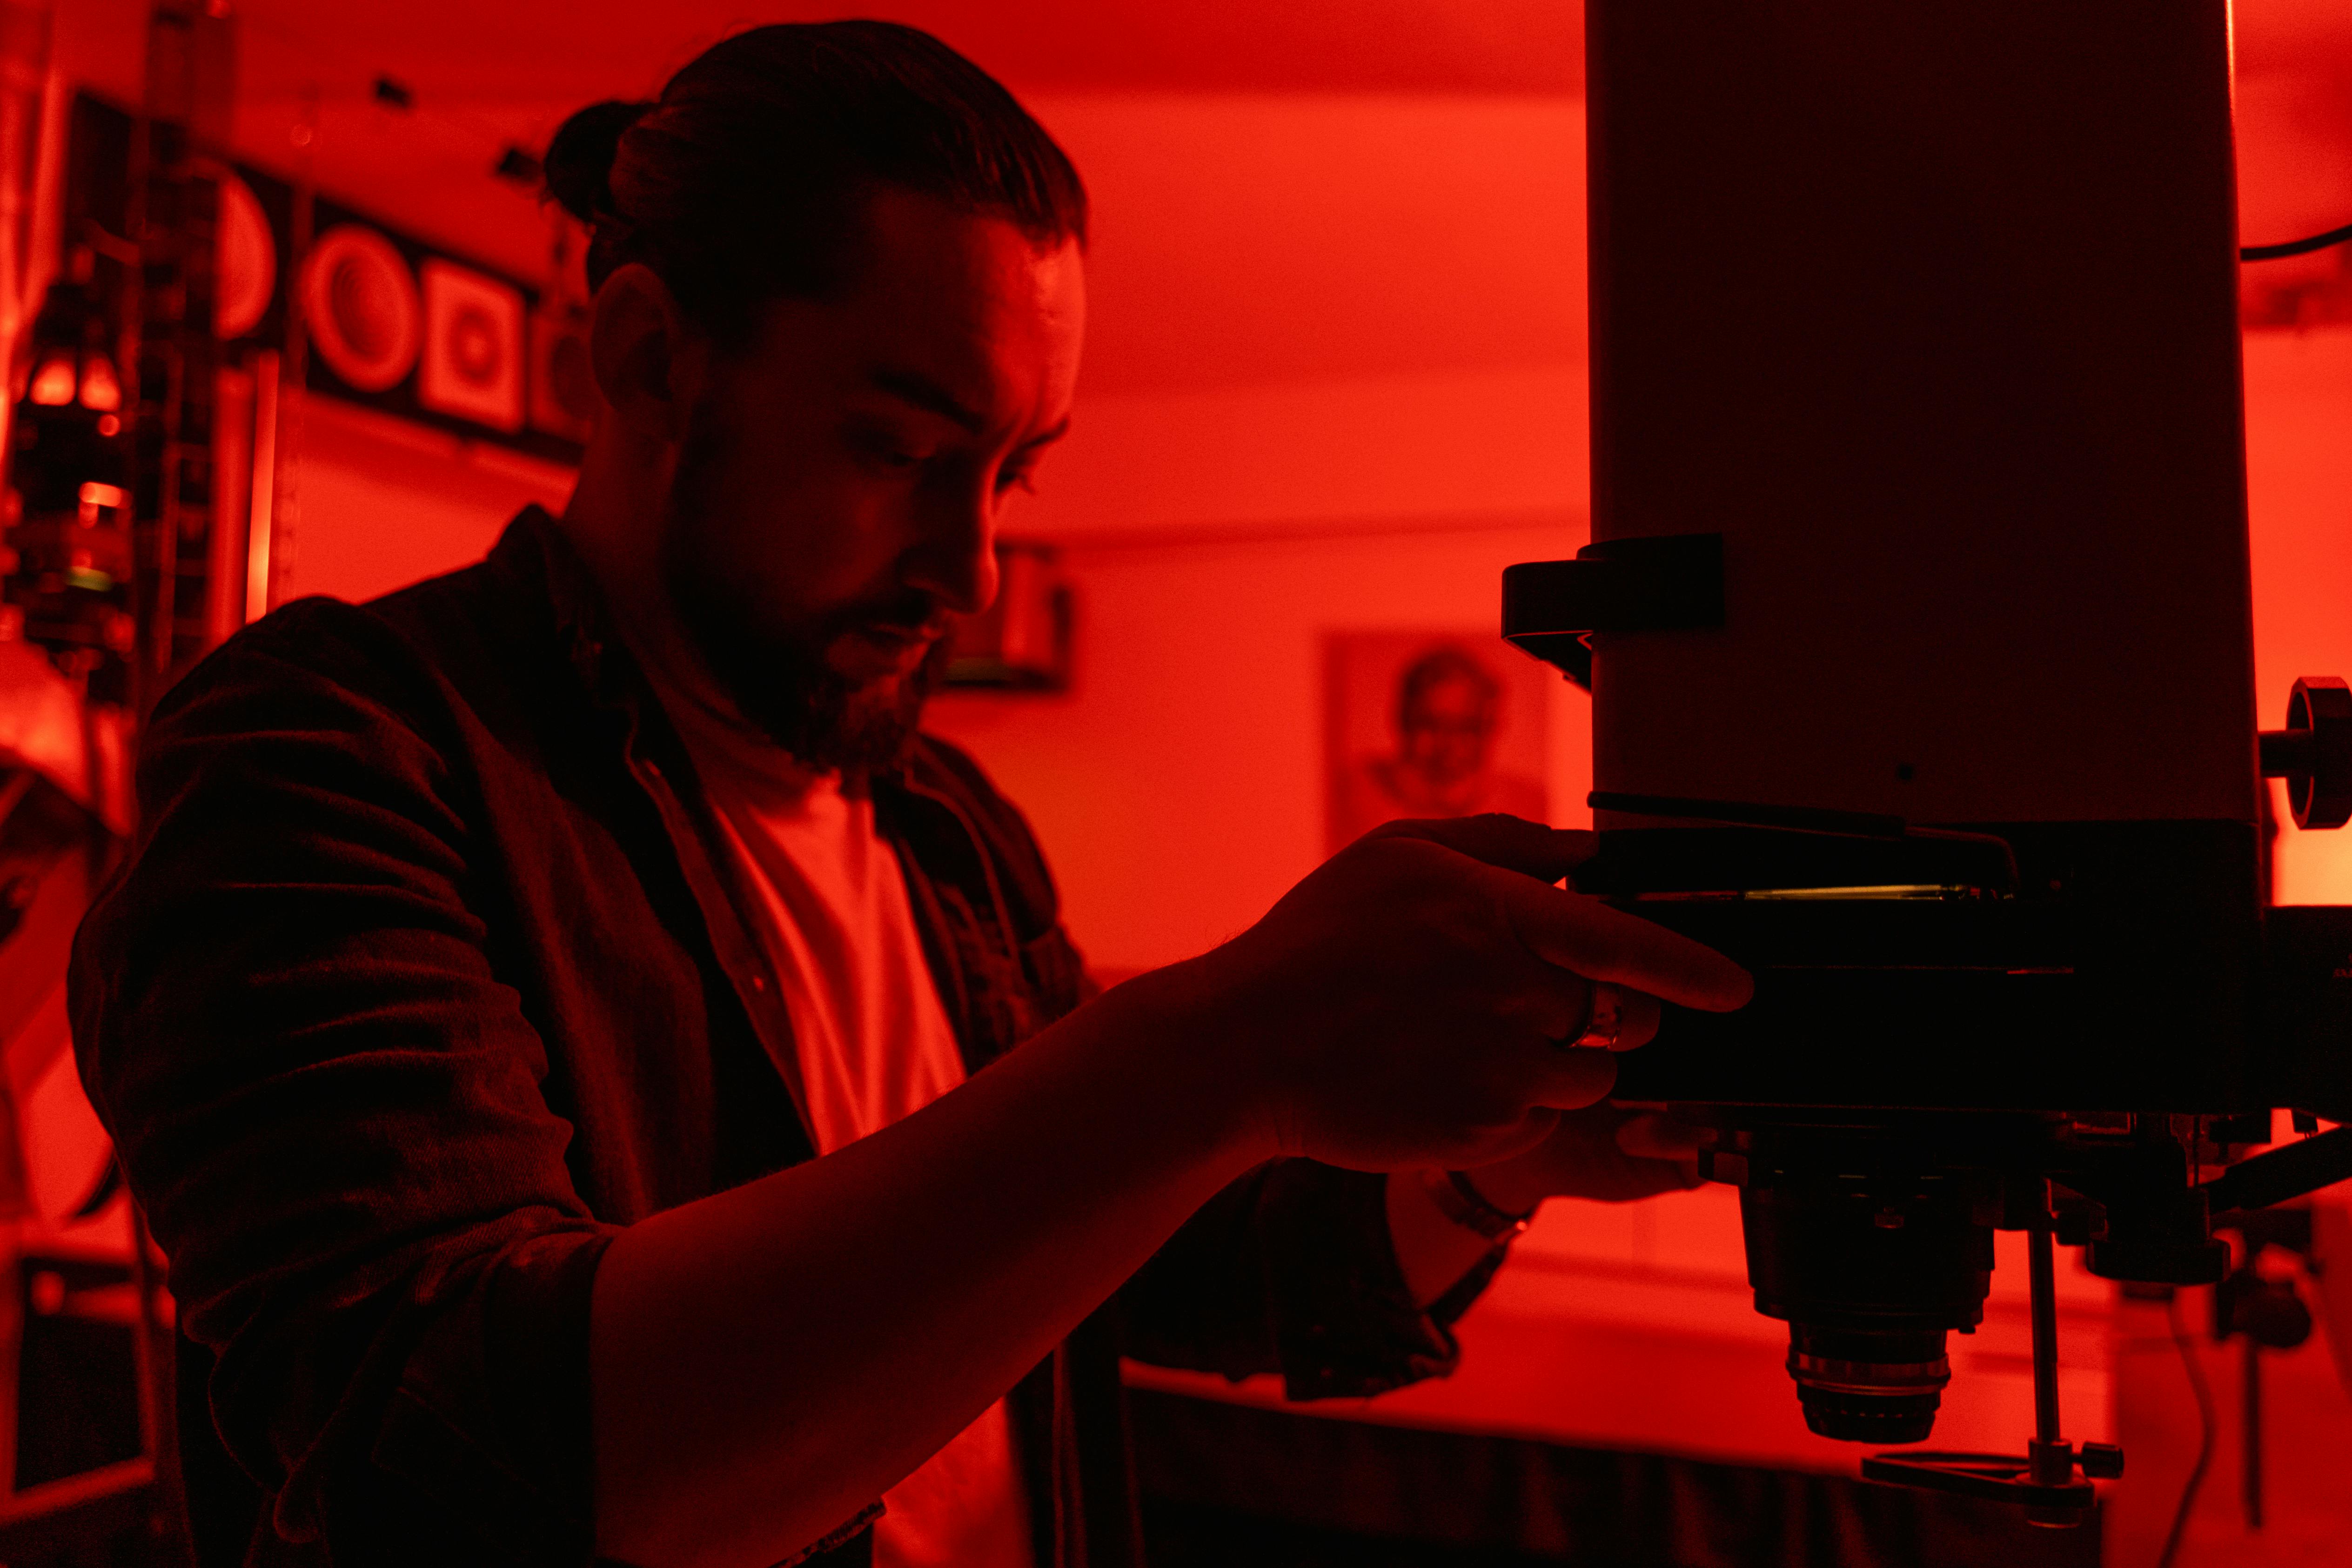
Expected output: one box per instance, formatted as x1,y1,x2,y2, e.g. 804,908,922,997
71,22,1749,1568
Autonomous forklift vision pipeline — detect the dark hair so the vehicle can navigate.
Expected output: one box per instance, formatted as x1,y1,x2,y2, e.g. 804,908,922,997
543,21,1088,334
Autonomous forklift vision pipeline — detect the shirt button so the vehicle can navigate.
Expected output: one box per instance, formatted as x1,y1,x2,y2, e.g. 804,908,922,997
750,975,767,993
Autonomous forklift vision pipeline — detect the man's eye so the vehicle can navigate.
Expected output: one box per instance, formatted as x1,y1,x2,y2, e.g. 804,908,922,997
995,464,1037,495
851,431,924,470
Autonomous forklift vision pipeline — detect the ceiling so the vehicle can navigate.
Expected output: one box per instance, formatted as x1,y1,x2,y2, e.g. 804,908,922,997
62,0,2351,135
49,0,2352,398
216,0,2352,103
74,0,1590,108
55,0,1600,375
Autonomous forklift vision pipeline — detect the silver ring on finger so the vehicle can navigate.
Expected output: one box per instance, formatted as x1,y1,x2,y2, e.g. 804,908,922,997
1566,982,1622,1050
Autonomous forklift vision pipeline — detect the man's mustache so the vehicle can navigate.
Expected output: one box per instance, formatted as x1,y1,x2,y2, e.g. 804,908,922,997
828,592,951,642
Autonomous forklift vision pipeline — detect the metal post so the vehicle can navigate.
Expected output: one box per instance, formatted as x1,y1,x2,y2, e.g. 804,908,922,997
2030,1214,2061,1448
2242,1334,2263,1528
2022,1193,2080,1527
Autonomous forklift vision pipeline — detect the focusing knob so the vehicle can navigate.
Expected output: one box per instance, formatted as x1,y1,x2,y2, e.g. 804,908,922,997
2258,677,2352,831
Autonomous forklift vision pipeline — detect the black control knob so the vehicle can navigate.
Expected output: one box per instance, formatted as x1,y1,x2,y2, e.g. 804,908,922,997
2222,1273,2314,1350
2258,677,2352,831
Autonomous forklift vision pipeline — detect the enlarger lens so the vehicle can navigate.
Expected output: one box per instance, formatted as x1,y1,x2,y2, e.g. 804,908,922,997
1733,1132,1995,1446
1785,1323,1951,1443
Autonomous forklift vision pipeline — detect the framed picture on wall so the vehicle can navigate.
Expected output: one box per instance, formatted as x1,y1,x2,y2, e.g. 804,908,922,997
418,259,527,434
1324,631,1550,855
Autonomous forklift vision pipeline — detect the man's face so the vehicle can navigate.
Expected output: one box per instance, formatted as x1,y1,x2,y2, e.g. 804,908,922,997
1400,676,1498,786
658,188,1085,770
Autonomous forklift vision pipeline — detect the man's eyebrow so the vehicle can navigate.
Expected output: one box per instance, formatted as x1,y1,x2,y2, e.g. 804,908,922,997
867,369,1071,450
1017,417,1072,451
868,367,987,435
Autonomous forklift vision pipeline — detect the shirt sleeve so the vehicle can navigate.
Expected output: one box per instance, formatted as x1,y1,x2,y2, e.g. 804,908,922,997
900,742,1501,1408
69,606,618,1566
1116,1157,1505,1401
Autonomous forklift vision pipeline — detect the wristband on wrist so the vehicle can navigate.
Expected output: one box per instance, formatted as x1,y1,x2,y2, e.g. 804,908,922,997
1418,1166,1537,1244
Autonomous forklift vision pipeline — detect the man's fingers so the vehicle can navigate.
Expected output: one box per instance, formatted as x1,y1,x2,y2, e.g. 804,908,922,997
1501,876,1754,1013
1615,1111,1708,1160
1521,979,1659,1050
1367,814,1596,886
1525,1042,1618,1110
1496,970,1592,1040
1445,1106,1562,1170
1611,988,1661,1051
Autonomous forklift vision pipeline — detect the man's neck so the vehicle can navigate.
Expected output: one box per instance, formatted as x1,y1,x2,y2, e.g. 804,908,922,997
558,451,791,765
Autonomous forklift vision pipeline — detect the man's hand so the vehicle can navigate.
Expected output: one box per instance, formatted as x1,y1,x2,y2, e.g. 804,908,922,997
1459,1103,1711,1210
1182,813,1751,1175
1384,1100,1714,1307
591,811,1746,1562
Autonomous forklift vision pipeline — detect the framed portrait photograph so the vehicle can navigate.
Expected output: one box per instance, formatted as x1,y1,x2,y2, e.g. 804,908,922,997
1323,631,1551,855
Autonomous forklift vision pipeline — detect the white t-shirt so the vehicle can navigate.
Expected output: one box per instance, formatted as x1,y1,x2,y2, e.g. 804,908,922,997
655,679,1033,1568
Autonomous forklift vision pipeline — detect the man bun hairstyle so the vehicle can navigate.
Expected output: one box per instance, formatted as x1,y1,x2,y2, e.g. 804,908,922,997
543,21,1088,336
542,100,652,227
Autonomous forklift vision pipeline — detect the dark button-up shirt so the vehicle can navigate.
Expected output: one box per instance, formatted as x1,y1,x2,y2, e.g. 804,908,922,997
70,509,1491,1568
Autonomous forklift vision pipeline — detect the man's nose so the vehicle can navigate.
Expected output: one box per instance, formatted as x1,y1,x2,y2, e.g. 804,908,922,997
901,478,1000,617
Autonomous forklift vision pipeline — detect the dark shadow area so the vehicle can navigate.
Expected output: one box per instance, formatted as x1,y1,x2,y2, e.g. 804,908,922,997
1131,1388,2102,1568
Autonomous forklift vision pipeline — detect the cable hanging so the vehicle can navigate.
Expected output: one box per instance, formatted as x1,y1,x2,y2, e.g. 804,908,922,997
2242,221,2352,262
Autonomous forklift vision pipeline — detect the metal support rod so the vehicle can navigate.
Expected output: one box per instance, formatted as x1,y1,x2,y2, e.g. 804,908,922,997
2029,1209,2061,1446
2020,1191,2082,1525
243,347,277,623
2243,1335,2264,1529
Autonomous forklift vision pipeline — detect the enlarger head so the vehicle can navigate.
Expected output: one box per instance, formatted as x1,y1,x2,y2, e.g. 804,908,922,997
1502,0,2352,1514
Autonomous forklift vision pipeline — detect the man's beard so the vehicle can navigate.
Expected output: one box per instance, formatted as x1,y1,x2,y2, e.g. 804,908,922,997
656,407,951,776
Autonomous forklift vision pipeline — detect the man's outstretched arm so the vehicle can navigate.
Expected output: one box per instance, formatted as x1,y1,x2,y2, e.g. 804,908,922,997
76,623,1746,1568
590,815,1752,1568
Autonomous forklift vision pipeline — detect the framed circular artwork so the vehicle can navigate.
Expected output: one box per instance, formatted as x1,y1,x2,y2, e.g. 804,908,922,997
214,171,276,341
302,223,421,393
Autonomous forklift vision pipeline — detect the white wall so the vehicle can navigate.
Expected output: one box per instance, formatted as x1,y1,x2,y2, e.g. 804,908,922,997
283,399,572,605
2247,327,2352,905
928,517,1592,972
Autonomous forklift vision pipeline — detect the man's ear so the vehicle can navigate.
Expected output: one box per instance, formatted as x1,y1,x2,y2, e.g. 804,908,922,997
590,263,693,443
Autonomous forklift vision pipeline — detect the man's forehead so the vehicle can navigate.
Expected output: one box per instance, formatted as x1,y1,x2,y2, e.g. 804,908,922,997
854,185,1072,278
830,191,1084,429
